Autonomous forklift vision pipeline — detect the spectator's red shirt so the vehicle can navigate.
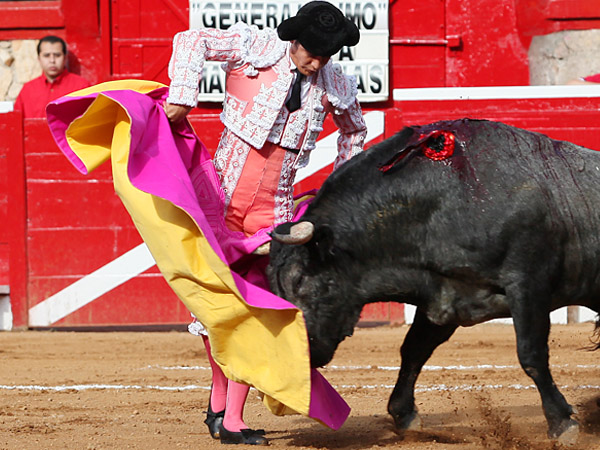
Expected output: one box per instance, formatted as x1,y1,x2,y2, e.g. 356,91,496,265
14,70,90,118
584,73,600,83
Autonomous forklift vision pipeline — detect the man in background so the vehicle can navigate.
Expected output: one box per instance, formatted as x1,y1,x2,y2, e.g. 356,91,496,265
14,35,89,118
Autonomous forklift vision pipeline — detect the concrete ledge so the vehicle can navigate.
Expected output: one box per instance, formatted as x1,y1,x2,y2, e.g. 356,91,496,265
404,304,597,325
0,298,12,331
0,286,12,331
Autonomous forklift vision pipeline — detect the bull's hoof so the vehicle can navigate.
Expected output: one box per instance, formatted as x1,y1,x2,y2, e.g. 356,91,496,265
548,419,579,447
393,411,423,431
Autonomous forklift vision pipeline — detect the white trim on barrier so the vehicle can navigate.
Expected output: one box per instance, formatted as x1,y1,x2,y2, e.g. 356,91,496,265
393,85,600,101
0,292,12,331
295,111,385,183
403,304,597,325
28,244,156,326
27,112,386,327
0,102,14,113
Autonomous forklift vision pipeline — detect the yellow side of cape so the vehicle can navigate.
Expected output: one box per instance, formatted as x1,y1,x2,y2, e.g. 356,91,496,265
64,80,311,417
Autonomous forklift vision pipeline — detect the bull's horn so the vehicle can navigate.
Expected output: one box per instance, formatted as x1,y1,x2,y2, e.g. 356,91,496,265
252,242,271,255
271,221,314,245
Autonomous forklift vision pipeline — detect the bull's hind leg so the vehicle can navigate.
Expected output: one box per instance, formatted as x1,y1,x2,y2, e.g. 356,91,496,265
511,300,578,444
388,309,457,431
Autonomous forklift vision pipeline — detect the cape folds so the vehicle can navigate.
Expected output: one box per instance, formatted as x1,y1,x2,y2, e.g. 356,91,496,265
45,79,350,430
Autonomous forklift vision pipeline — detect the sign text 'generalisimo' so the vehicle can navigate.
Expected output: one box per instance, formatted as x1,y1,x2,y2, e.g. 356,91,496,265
189,1,389,102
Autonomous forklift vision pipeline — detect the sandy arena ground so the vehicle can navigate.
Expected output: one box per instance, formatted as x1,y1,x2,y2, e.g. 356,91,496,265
1,323,600,449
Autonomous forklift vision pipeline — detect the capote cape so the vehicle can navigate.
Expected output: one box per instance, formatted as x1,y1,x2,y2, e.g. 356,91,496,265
46,79,350,429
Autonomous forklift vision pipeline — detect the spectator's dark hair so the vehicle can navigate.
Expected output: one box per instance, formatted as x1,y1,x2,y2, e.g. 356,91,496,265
37,35,67,56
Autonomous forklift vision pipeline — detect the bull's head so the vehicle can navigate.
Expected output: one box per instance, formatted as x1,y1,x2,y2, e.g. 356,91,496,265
267,220,362,368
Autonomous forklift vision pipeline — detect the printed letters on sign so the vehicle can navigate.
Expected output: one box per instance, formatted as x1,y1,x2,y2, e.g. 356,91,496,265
191,1,389,102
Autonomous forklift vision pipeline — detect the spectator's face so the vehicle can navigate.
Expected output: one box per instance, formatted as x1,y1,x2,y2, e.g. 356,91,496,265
290,41,330,77
38,42,66,82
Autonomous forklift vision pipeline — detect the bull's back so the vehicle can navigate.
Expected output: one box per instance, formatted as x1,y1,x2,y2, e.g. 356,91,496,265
317,119,600,308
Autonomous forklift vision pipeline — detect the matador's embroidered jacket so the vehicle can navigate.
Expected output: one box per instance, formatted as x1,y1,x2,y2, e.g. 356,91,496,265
167,22,367,225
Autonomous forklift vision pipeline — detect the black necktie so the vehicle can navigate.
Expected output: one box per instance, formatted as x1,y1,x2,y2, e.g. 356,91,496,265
286,70,305,113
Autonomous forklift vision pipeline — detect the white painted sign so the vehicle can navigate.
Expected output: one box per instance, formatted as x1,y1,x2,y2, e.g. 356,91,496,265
189,0,389,102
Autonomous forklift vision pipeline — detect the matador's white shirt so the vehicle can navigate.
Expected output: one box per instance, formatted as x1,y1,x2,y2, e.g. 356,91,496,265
167,22,367,224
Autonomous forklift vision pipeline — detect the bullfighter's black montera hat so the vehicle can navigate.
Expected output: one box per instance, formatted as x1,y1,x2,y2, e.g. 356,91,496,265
277,1,360,56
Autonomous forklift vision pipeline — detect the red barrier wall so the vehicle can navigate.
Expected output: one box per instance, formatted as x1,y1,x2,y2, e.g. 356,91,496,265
0,115,11,287
2,0,600,327
0,112,27,326
18,119,190,328
396,95,600,151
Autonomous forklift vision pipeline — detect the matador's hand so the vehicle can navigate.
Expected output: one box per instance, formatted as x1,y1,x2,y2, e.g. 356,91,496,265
164,102,193,123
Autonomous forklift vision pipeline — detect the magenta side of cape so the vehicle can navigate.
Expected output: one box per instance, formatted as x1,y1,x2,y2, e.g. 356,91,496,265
46,86,350,430
46,96,98,175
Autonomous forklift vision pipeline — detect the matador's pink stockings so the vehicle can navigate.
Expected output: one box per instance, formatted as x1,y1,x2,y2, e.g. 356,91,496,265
201,335,251,432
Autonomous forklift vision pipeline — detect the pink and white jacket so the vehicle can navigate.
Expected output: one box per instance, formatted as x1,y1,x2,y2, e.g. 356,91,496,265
167,22,367,224
168,22,366,164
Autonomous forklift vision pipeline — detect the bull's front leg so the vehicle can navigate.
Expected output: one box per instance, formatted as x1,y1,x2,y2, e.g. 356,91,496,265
510,298,579,445
389,309,457,431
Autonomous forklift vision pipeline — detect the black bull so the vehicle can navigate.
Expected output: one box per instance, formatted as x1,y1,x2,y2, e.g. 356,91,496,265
266,119,600,444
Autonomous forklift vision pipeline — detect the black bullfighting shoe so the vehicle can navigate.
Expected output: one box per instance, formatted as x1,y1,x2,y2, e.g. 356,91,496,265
204,404,225,439
219,424,268,445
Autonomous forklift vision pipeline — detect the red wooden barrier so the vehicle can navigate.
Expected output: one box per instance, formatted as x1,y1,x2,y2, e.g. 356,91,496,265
8,90,600,328
1,109,389,329
0,115,12,286
21,118,189,328
1,112,27,327
3,0,600,328
393,87,600,151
